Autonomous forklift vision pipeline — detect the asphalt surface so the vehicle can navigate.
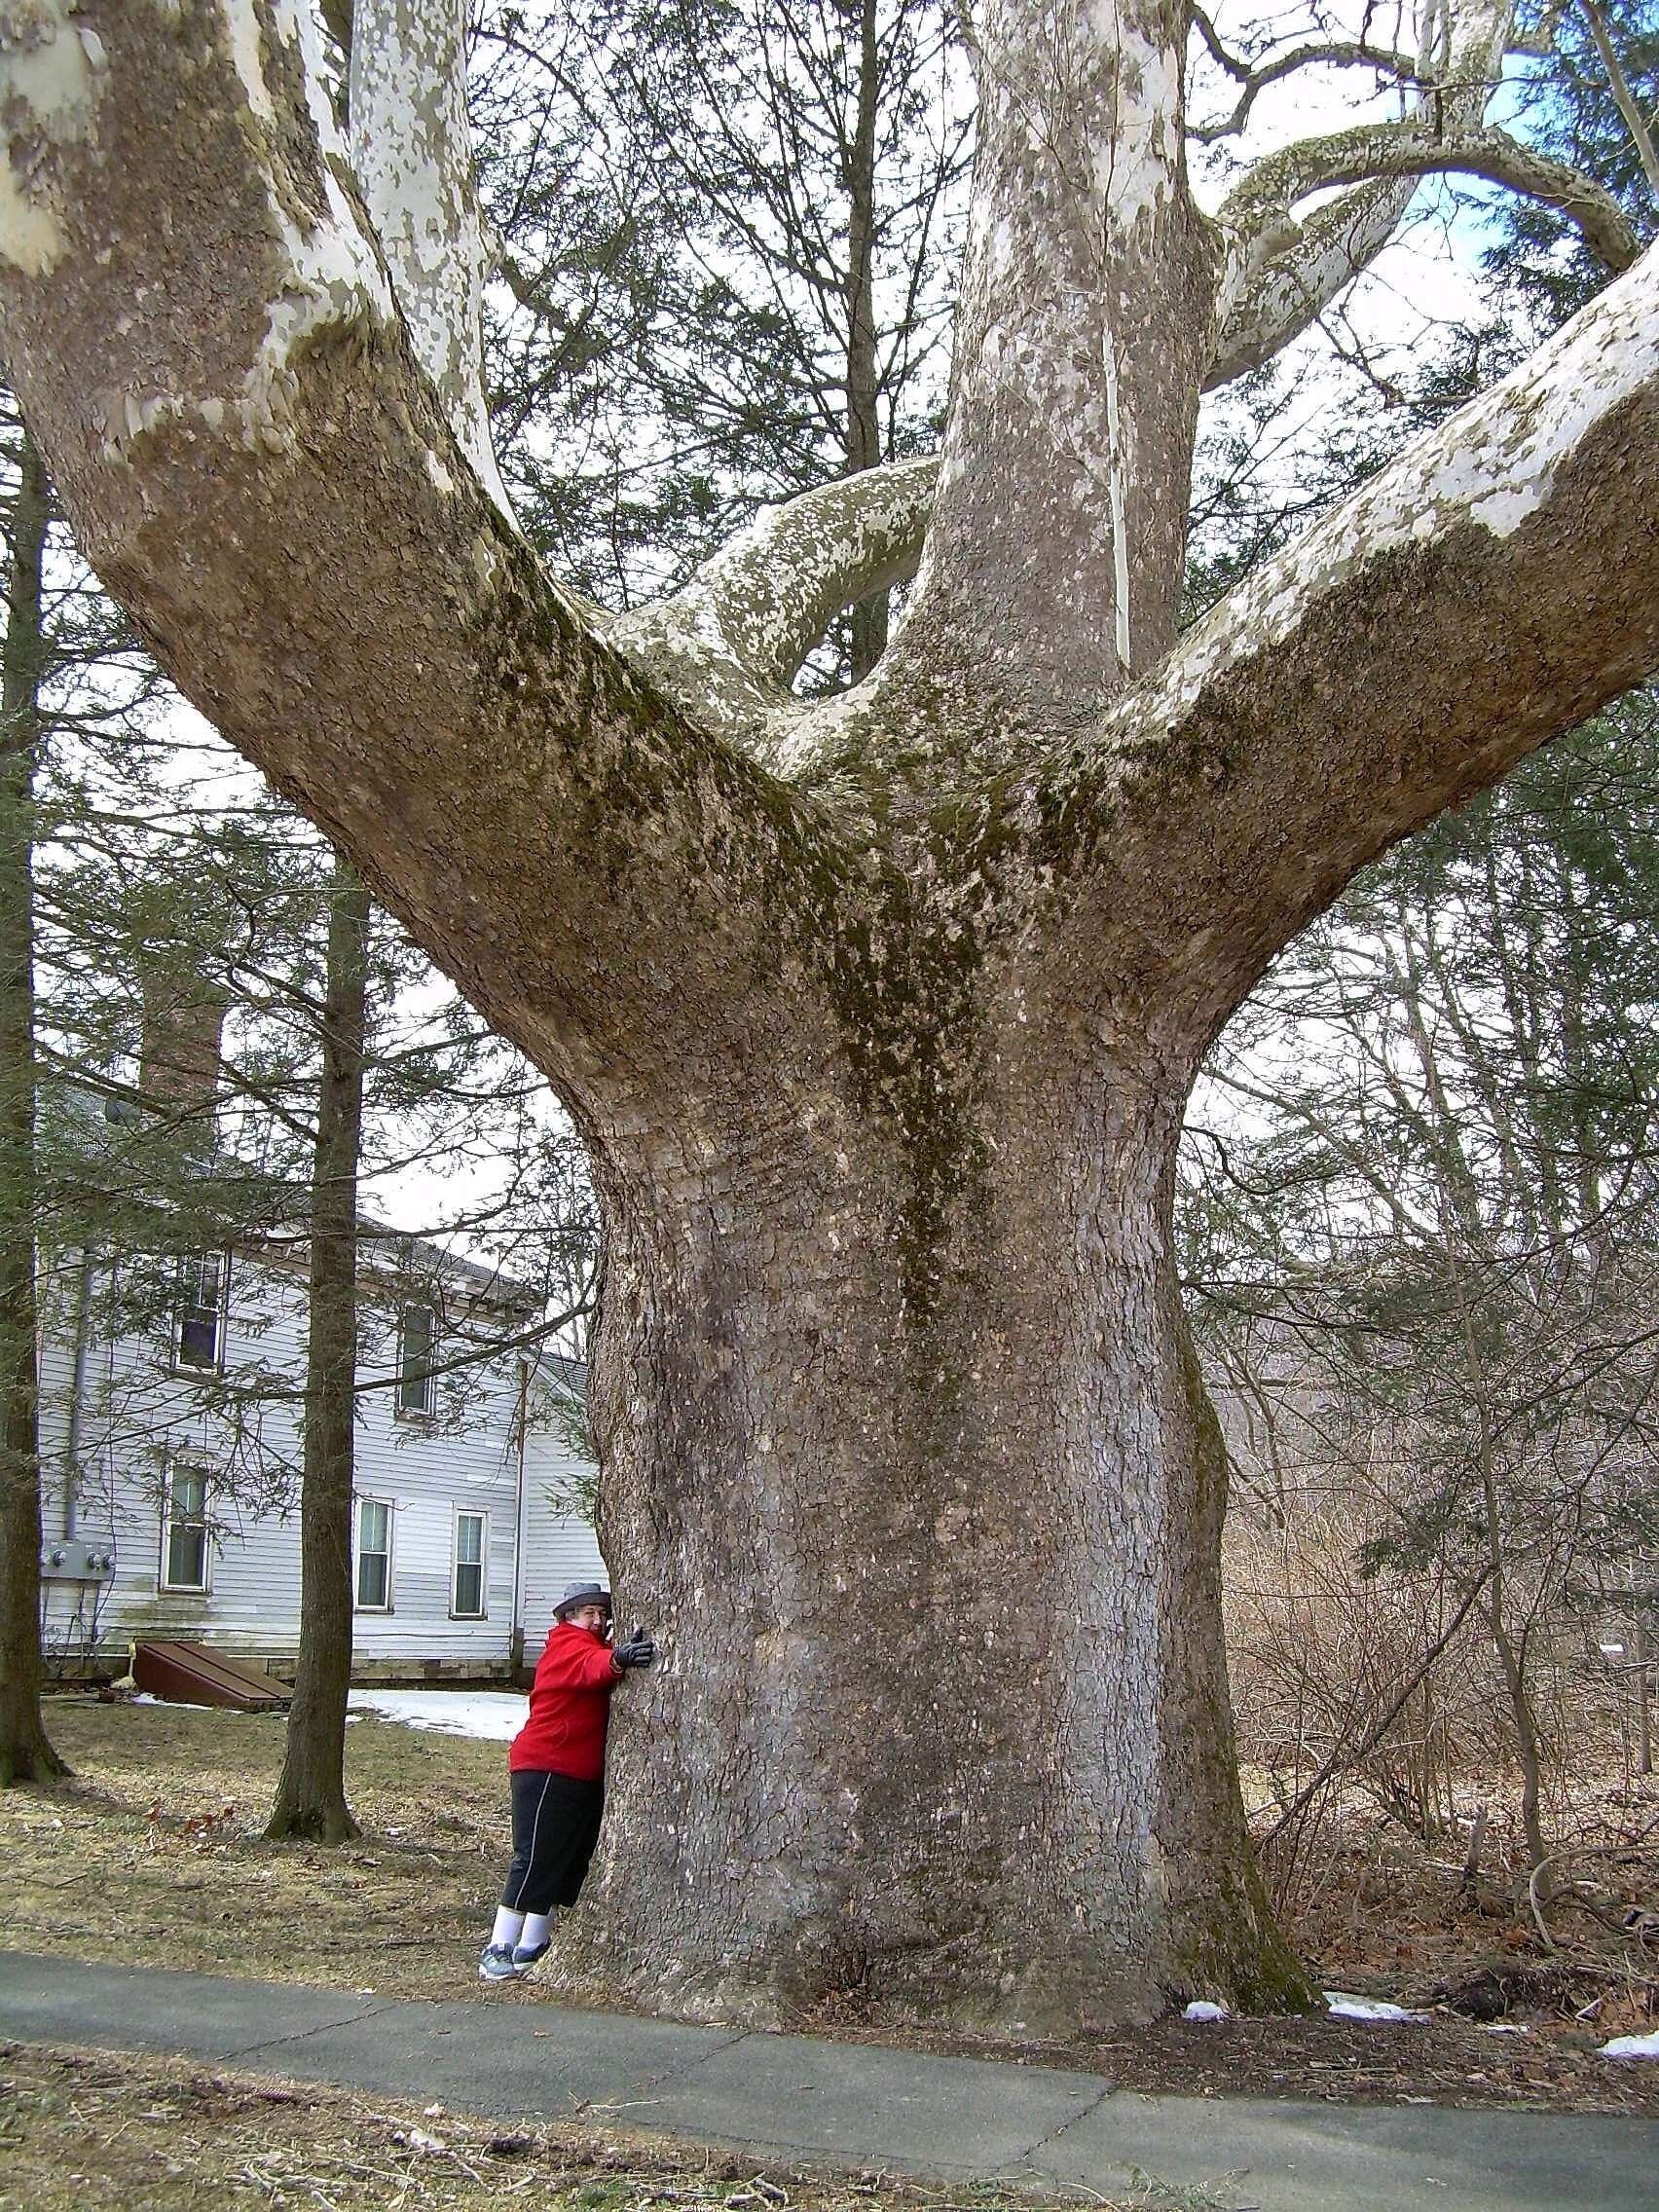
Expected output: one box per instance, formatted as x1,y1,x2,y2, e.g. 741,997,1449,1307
2,1952,1656,2210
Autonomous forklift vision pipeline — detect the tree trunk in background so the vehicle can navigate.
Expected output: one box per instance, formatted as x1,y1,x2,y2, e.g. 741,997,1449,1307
267,860,369,1843
844,0,886,683
0,427,66,1788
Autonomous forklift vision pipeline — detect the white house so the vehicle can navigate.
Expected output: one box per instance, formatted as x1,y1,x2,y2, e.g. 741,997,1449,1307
36,1220,607,1683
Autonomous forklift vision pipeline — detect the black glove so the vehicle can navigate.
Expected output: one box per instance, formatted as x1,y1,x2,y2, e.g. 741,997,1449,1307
612,1625,655,1671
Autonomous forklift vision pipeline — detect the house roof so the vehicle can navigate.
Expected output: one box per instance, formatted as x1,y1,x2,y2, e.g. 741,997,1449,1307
48,1081,542,1317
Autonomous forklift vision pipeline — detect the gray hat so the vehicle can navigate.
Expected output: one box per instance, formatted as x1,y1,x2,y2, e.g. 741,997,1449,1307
555,1580,611,1618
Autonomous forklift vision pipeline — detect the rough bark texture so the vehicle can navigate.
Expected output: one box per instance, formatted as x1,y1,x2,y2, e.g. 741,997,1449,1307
0,424,66,1788
1,0,1656,2023
844,0,886,683
576,1034,1302,2026
266,861,369,1845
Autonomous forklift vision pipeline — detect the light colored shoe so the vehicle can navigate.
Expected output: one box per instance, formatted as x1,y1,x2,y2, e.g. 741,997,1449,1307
511,1939,550,1969
478,1943,523,1981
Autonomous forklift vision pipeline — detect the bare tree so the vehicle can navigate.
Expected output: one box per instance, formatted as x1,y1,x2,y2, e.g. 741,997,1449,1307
1,0,1656,2028
1188,695,1659,1884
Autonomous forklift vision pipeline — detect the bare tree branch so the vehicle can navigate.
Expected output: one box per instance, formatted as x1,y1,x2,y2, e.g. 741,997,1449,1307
1218,121,1642,280
351,0,514,518
1206,0,1518,386
1191,40,1429,147
1046,240,1659,1041
1577,0,1659,203
1207,176,1422,390
1262,1565,1496,1845
612,456,938,738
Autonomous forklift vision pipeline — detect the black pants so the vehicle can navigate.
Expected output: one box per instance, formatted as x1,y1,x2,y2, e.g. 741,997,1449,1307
500,1768,605,1914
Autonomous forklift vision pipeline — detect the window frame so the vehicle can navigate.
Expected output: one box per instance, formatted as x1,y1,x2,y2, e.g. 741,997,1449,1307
158,1461,211,1595
451,1508,488,1621
353,1494,394,1613
395,1304,437,1420
172,1249,230,1373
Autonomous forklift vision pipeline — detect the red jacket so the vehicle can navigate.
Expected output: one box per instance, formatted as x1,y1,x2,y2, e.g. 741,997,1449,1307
509,1620,618,1781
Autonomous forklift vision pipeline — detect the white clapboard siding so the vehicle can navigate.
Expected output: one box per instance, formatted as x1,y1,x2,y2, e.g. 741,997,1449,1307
35,1243,591,1675
517,1424,608,1645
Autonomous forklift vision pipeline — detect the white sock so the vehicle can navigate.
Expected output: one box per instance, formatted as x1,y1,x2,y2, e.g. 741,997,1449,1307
491,1906,526,1951
519,1912,552,1952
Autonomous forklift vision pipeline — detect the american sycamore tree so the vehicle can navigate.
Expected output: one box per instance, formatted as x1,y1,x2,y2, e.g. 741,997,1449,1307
0,0,1655,2029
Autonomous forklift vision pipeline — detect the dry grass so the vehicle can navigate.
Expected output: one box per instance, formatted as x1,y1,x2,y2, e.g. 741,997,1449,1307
2,1695,503,2001
4,1692,1658,2117
0,2042,1084,2212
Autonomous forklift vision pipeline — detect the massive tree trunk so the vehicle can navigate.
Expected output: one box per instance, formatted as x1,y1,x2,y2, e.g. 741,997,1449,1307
0,424,66,1788
266,859,368,1845
1,0,1656,2023
574,1011,1300,2025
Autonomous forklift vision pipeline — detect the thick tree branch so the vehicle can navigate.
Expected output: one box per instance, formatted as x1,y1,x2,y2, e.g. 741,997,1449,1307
1038,243,1659,1050
0,1,859,1121
610,458,938,743
1219,121,1642,279
350,0,514,519
1206,0,1522,387
1206,176,1418,390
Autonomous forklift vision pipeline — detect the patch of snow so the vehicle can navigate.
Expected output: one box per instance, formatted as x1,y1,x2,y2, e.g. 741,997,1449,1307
346,1688,523,1742
1183,2000,1231,2021
1325,1991,1431,2023
1481,2023,1529,2035
1600,2031,1659,2060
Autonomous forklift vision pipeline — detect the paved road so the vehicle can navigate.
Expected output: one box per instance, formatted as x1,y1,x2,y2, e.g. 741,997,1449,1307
2,1953,1655,2210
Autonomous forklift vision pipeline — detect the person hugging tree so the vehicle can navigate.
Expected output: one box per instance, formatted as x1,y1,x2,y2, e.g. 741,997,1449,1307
480,1582,656,1980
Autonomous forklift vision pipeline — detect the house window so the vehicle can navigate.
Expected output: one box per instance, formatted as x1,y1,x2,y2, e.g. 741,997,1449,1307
160,1464,209,1593
453,1510,487,1619
174,1251,228,1370
396,1306,436,1417
355,1497,393,1610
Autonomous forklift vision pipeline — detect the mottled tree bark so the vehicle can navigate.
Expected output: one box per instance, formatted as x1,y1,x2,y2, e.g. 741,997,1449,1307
1,0,1656,2023
843,0,885,683
266,860,369,1844
0,425,66,1788
573,1011,1302,2025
